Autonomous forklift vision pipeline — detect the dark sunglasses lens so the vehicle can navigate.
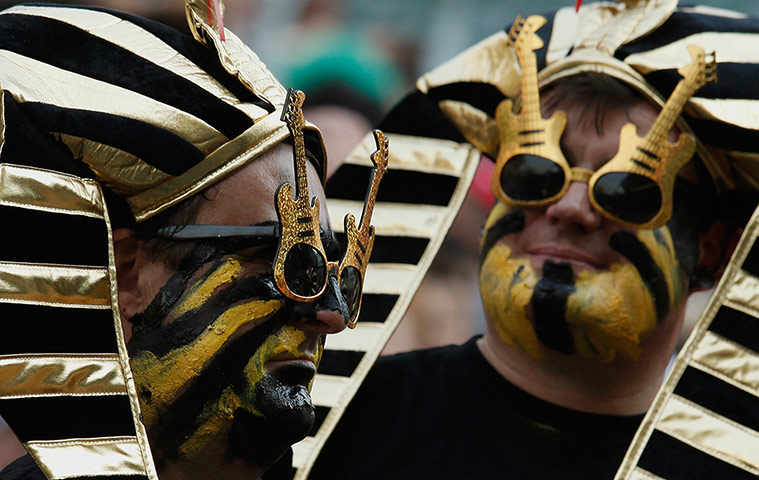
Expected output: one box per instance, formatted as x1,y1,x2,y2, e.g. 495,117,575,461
284,243,327,297
593,172,662,225
500,154,566,202
339,266,362,320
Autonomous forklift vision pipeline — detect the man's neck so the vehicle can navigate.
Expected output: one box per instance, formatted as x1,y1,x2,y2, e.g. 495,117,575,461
476,317,682,416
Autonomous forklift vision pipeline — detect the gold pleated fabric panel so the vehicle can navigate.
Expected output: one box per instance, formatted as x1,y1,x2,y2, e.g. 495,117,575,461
291,131,481,477
616,204,759,479
26,437,147,479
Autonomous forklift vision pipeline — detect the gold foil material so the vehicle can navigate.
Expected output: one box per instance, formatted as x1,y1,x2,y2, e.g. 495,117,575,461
0,354,126,398
2,5,246,111
0,262,110,308
294,135,481,479
55,134,172,196
689,97,759,132
625,32,759,75
726,270,759,315
327,200,447,239
185,1,286,107
438,100,499,156
127,111,289,221
344,131,475,177
25,437,147,479
0,49,225,155
692,331,759,394
417,31,520,98
0,164,105,218
615,205,759,480
657,396,759,474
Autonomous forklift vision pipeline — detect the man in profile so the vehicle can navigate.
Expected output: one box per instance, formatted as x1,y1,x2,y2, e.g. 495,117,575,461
0,1,384,479
311,1,759,478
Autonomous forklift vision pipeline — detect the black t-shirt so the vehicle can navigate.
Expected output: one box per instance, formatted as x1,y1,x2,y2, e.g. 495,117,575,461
310,337,643,479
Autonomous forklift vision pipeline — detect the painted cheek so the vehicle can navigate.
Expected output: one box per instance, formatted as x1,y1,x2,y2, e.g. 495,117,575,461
129,299,281,427
169,259,243,320
482,202,514,240
479,242,543,358
566,264,657,362
637,228,685,309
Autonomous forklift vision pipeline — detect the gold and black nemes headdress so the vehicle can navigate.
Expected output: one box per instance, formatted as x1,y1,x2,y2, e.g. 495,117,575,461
0,1,333,479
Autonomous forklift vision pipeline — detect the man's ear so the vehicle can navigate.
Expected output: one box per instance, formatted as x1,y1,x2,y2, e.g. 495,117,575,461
113,228,142,339
689,221,741,291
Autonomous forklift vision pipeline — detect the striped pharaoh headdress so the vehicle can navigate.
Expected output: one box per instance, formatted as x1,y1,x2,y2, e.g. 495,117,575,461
295,1,759,478
0,2,326,479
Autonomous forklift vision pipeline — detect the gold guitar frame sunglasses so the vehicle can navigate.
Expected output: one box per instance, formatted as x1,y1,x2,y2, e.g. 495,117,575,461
155,89,388,328
492,25,716,230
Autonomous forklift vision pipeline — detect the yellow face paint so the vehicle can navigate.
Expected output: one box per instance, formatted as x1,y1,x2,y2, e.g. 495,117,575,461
171,259,243,318
478,200,687,363
130,298,282,425
479,242,543,359
566,264,657,362
176,326,323,457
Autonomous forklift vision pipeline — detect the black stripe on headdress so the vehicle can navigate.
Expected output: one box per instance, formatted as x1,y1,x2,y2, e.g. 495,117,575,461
0,205,109,266
0,396,136,442
638,430,756,480
0,12,255,140
20,102,204,176
327,164,459,206
0,304,118,355
622,10,759,56
24,2,271,111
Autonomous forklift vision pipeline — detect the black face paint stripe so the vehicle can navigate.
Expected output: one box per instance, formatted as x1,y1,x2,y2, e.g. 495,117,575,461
479,209,526,266
128,272,282,357
530,260,576,354
147,314,288,458
130,242,223,335
610,231,670,321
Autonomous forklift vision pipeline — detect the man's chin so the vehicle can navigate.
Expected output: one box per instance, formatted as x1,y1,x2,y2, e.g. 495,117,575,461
226,369,315,468
254,367,316,440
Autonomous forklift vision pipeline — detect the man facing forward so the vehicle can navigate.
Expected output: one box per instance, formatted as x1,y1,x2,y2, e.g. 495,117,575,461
312,2,759,479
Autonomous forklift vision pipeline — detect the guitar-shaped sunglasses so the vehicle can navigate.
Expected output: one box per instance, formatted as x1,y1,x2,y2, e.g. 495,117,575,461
492,15,717,229
155,89,388,328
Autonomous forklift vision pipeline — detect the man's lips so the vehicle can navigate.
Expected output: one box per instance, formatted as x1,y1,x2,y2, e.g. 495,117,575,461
528,245,606,270
265,353,317,372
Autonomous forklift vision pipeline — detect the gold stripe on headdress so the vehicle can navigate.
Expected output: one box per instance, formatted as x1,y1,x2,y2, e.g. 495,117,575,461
417,31,518,97
54,134,173,196
0,164,105,218
0,354,126,398
624,32,759,75
657,396,759,473
692,331,759,391
0,262,110,308
616,205,759,479
25,437,147,479
328,201,449,239
127,110,289,221
1,5,267,116
186,1,286,107
0,49,225,155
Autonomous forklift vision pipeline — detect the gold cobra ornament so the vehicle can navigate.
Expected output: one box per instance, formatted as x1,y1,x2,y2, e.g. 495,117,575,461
274,89,328,301
589,45,717,229
339,129,388,328
492,14,569,205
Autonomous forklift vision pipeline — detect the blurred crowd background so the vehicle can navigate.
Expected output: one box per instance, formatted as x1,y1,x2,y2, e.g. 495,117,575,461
1,0,755,467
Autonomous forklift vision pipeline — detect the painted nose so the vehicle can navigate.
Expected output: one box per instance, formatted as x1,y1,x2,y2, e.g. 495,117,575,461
296,276,349,335
545,181,602,232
